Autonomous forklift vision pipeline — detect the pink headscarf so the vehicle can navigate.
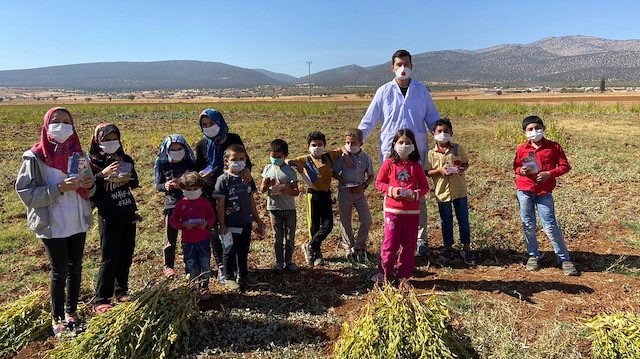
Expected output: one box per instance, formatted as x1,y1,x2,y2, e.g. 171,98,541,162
30,107,88,200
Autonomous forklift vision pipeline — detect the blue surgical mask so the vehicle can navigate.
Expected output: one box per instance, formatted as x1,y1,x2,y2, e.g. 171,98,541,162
270,156,285,166
229,160,246,172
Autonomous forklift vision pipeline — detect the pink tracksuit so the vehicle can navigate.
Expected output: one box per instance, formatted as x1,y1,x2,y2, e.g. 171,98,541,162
375,158,429,279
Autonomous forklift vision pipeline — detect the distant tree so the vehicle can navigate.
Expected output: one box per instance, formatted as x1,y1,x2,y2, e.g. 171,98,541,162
127,94,135,101
108,97,112,101
85,97,92,102
52,96,58,101
355,90,366,98
0,98,3,102
599,77,606,92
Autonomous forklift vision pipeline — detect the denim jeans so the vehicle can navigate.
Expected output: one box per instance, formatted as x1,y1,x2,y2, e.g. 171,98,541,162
182,240,211,288
437,196,470,247
516,190,570,262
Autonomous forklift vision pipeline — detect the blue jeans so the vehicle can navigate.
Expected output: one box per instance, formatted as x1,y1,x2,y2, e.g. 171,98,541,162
437,197,471,247
516,190,570,262
182,240,211,288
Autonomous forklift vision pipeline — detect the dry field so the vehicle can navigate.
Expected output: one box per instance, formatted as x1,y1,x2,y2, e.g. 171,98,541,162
0,98,639,358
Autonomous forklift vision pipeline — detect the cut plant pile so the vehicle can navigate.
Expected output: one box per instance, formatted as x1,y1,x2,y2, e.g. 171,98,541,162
0,290,50,358
333,284,470,359
47,279,198,359
583,311,640,359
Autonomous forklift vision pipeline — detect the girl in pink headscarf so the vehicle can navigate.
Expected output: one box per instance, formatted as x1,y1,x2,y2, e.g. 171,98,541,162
15,107,95,338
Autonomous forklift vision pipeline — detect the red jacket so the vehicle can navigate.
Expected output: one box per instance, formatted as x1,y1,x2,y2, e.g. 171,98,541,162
169,196,216,243
376,159,429,215
513,138,570,195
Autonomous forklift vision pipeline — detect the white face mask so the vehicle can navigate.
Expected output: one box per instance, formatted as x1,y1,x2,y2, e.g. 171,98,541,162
345,144,360,154
394,144,415,159
183,189,202,200
229,160,246,172
395,66,411,81
48,123,74,143
202,124,220,138
169,149,185,162
526,129,544,142
99,140,121,154
434,133,452,143
309,146,325,157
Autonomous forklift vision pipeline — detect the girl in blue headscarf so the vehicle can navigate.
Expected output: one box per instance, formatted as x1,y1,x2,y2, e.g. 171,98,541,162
154,134,196,277
194,109,253,283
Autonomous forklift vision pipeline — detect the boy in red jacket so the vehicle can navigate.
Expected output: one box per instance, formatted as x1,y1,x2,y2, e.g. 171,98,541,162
513,116,577,276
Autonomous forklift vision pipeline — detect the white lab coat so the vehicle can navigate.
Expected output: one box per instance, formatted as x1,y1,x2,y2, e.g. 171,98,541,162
358,79,440,165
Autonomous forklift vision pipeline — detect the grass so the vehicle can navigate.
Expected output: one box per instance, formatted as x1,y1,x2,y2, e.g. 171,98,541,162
1,100,639,357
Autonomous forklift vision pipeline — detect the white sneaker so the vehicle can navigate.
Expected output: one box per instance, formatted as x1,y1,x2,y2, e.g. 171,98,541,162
370,272,385,283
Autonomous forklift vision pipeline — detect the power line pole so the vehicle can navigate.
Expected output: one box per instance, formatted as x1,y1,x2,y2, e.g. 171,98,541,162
306,61,312,103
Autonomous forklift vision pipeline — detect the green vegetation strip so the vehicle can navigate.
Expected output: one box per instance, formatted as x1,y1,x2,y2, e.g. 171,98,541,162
583,312,640,359
333,284,469,359
48,279,198,359
0,290,50,357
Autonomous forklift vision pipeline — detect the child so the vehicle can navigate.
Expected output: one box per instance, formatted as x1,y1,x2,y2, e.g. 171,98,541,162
426,118,476,266
169,171,216,299
373,129,429,289
213,144,266,290
154,134,197,278
287,131,353,267
260,139,301,272
88,123,139,314
333,128,374,262
513,116,577,276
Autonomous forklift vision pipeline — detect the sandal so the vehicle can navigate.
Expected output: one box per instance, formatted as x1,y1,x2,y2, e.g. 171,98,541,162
92,304,113,314
116,295,129,303
52,321,65,338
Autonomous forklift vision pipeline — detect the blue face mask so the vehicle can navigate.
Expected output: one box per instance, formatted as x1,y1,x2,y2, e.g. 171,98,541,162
270,156,285,166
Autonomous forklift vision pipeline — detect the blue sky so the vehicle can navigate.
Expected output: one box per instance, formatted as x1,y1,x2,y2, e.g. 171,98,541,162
2,0,639,77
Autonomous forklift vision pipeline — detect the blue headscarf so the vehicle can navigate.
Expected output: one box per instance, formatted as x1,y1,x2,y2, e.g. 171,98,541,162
153,134,196,185
199,109,229,175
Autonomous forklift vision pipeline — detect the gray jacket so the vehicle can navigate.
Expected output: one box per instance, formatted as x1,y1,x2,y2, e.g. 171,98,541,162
15,150,95,239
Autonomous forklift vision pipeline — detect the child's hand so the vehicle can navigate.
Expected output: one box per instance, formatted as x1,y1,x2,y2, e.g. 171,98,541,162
457,166,466,173
256,220,266,235
199,220,208,229
79,175,95,189
57,177,78,193
519,166,531,176
101,161,119,177
352,184,365,194
183,222,194,230
391,187,403,199
439,166,450,176
219,225,227,235
535,171,551,183
240,168,252,184
403,189,415,200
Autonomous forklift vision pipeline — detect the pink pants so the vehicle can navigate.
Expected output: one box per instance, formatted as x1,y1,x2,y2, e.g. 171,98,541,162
378,212,419,279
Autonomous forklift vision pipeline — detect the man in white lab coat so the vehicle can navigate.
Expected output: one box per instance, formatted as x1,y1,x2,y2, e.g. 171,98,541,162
358,49,440,256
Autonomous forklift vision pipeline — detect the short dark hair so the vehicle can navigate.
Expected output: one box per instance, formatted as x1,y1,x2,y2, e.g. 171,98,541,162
389,128,420,163
434,118,453,132
522,116,545,131
345,128,364,142
179,171,206,189
307,131,326,145
392,49,412,64
269,139,288,154
223,143,246,159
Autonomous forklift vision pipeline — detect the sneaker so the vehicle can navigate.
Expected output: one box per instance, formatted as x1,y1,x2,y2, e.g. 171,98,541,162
355,249,368,263
346,249,356,262
284,262,300,272
301,242,313,265
217,268,225,284
417,243,430,257
370,272,385,283
313,251,324,266
398,278,413,290
163,267,176,279
52,321,65,339
526,257,540,271
225,279,240,291
238,275,259,287
460,250,477,266
272,263,284,272
562,261,578,276
440,247,455,261
92,303,114,315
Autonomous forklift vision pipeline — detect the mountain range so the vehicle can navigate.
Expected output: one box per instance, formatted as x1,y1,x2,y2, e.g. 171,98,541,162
1,35,639,91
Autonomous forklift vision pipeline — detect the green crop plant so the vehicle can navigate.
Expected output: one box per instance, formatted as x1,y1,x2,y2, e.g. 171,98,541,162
0,290,51,357
333,284,470,359
583,312,640,359
48,279,198,359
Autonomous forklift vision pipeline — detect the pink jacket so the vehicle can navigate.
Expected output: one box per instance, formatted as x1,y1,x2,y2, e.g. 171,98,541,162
169,196,216,243
376,159,429,215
